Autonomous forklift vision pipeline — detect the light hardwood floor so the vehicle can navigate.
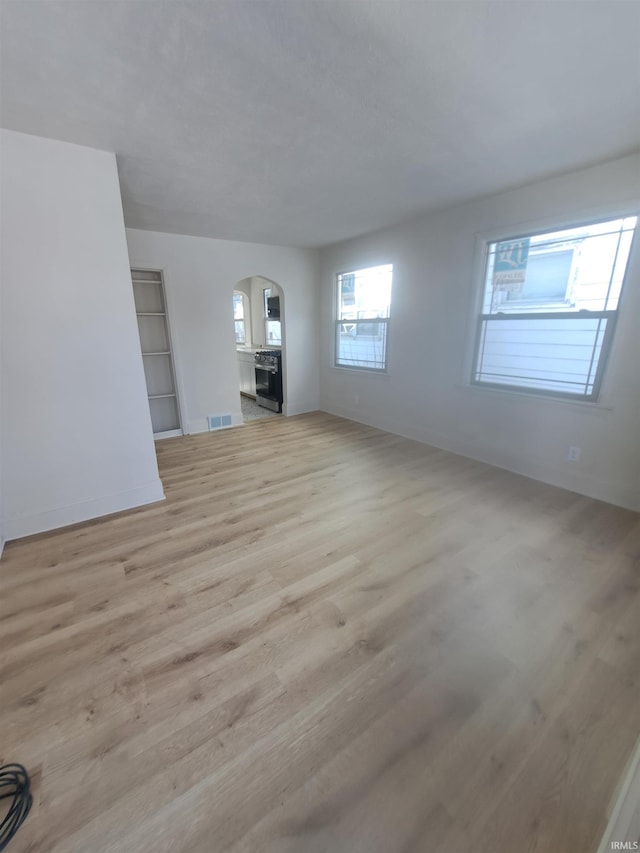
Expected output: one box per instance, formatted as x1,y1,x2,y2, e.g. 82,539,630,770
1,412,639,853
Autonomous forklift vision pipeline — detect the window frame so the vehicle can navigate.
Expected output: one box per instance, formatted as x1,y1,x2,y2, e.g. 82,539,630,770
233,290,248,345
333,263,393,373
263,286,282,347
470,308,619,403
466,211,637,404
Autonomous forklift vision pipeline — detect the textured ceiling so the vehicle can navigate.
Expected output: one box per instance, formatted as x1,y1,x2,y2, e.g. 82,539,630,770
1,1,640,248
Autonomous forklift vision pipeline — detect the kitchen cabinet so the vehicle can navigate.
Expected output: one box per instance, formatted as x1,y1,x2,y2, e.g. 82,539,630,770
237,350,256,397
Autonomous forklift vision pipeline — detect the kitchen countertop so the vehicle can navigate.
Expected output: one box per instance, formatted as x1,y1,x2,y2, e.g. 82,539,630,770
236,346,281,353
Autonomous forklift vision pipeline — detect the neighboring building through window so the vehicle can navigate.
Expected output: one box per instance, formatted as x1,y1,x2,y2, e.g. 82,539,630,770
335,263,393,370
472,216,637,400
233,291,246,344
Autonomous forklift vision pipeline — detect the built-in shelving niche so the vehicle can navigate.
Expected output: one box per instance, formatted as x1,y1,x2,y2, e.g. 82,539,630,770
131,269,182,438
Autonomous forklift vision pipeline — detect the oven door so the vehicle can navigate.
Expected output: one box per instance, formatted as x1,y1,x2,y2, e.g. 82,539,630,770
255,363,282,411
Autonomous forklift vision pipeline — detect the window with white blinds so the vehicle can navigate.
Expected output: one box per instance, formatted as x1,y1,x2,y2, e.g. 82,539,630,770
472,216,637,400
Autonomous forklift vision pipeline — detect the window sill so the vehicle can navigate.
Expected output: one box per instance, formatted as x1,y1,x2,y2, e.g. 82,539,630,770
457,382,613,412
331,364,390,377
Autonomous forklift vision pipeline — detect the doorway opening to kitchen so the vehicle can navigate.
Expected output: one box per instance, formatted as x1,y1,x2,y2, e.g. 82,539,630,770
232,276,286,423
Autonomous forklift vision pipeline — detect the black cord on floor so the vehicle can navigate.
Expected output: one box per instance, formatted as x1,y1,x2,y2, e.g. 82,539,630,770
0,764,32,851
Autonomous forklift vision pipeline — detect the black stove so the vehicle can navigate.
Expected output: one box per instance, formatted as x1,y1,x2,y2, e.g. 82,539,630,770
254,350,283,412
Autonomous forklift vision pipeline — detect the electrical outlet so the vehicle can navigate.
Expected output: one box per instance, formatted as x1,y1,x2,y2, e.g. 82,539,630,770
568,446,581,462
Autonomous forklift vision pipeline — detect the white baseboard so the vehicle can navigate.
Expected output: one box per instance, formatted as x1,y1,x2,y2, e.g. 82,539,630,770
597,736,640,852
187,418,209,434
321,403,639,512
188,413,244,433
2,479,165,543
190,404,318,429
153,428,183,440
285,400,320,417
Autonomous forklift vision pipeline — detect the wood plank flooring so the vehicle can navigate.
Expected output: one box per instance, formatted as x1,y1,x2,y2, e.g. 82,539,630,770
1,412,639,853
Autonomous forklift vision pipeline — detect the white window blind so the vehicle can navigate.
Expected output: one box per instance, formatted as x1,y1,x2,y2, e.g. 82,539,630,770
472,216,637,400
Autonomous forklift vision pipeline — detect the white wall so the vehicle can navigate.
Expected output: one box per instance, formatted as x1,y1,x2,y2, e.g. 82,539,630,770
126,228,319,431
319,154,640,511
1,130,163,542
0,237,4,556
250,277,266,347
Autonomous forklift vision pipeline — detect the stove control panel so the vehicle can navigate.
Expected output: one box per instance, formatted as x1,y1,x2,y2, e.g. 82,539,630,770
255,350,281,366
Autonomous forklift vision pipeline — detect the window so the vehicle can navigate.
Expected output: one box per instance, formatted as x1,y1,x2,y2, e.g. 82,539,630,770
335,264,393,370
472,216,636,400
263,287,282,346
233,291,246,344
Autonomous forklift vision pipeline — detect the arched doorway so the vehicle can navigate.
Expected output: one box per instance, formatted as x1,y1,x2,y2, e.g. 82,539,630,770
232,276,286,422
